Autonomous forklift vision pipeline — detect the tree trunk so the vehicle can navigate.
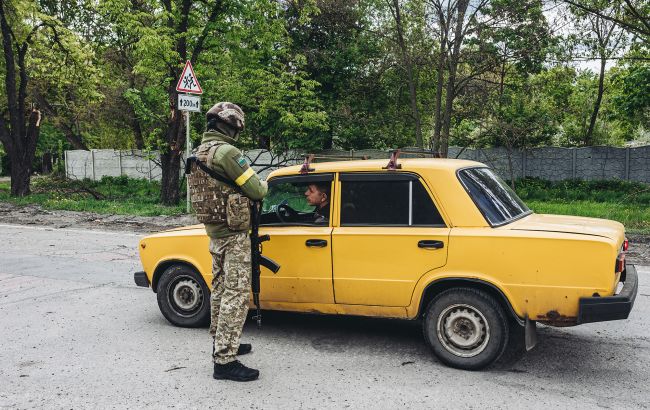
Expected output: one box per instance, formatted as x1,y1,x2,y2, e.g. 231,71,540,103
10,155,31,196
391,0,423,148
432,11,447,153
439,0,469,158
585,57,606,146
160,149,182,205
159,105,184,205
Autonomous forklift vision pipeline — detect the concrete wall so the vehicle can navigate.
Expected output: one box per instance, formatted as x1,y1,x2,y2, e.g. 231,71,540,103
65,145,650,183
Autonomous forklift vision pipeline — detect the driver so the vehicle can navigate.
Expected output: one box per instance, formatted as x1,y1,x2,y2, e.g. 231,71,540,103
304,183,330,224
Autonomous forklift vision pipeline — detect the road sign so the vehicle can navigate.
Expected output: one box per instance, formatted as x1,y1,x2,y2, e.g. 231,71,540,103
175,60,203,95
178,94,201,112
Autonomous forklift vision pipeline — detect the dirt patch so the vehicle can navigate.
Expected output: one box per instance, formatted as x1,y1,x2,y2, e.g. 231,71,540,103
626,234,650,266
0,202,197,234
0,201,648,265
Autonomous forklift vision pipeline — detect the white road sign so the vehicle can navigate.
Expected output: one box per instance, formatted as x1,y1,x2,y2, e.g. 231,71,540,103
175,60,203,95
178,94,201,112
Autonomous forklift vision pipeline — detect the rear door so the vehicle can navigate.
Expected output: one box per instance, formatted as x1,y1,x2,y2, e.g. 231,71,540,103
258,174,334,304
332,173,450,306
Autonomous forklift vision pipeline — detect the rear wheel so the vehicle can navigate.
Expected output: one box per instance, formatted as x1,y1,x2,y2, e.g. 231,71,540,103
423,288,509,370
156,264,210,327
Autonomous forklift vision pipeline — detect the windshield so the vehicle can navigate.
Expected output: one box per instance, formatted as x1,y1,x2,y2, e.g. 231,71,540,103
458,167,531,226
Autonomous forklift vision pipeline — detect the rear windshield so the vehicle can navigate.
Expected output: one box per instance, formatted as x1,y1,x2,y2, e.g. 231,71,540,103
458,167,531,226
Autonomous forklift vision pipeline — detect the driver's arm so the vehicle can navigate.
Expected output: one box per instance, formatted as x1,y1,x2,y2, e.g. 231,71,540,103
211,145,268,200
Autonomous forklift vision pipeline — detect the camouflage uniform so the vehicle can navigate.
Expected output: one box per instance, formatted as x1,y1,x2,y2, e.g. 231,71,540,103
189,130,267,365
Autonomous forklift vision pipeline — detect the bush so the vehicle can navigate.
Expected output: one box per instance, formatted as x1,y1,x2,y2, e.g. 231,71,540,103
515,177,650,205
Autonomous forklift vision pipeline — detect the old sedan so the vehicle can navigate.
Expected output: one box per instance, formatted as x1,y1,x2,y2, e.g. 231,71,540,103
134,157,637,370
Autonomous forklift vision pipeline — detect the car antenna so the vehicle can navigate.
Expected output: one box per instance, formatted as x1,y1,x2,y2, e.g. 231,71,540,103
383,149,402,170
300,154,315,174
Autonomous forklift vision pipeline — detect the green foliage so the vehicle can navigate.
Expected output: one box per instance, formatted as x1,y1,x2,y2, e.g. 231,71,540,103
516,177,650,205
516,177,650,233
0,175,184,216
611,62,650,131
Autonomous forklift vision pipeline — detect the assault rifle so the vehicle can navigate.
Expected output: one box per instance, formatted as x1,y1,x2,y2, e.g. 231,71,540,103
186,156,280,328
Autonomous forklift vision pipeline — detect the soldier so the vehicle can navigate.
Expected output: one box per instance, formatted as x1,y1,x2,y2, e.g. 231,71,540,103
187,102,268,382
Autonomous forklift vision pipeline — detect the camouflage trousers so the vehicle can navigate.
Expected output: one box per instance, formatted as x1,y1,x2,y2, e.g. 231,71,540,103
208,232,251,364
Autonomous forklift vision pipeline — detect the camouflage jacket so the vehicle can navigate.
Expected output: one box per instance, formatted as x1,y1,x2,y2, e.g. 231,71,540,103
191,131,267,238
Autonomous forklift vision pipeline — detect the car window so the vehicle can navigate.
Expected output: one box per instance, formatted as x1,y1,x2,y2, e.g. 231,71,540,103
260,178,333,226
457,167,530,226
340,176,445,227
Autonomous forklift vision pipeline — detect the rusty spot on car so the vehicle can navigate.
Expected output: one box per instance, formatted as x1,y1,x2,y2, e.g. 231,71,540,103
536,310,577,327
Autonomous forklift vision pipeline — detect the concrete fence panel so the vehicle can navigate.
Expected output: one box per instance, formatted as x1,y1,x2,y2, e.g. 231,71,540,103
576,146,627,181
66,145,650,184
526,147,574,181
629,145,650,183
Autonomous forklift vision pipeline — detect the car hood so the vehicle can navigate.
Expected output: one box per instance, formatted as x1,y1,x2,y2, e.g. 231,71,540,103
505,213,625,242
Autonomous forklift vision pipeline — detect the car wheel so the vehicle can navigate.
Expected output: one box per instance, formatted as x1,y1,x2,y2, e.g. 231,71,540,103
423,287,509,370
156,264,210,327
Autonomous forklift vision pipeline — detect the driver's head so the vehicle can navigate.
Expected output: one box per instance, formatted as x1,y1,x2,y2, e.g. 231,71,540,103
304,183,330,208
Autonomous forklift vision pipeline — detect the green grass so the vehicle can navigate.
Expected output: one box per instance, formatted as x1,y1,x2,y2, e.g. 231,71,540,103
0,175,648,233
525,200,650,234
0,175,185,217
515,178,650,234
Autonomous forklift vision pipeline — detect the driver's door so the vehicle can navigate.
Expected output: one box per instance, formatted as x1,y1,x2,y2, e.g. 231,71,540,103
258,174,334,304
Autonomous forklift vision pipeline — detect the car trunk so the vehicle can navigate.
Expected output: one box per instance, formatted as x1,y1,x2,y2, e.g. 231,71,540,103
505,213,625,244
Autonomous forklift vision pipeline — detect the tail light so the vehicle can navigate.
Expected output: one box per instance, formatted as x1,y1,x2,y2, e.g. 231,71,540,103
623,238,629,252
615,252,626,273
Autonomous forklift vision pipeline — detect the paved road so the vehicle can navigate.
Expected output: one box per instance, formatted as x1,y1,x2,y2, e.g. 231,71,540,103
0,224,649,409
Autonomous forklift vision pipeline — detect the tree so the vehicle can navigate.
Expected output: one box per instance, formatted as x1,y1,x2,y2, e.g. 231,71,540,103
426,0,550,157
387,0,425,148
562,0,650,42
569,0,627,145
0,0,81,195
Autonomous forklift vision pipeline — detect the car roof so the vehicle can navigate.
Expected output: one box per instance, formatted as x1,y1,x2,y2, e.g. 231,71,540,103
268,158,486,178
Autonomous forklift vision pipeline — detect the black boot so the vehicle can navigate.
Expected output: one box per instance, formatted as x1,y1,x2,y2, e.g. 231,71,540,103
237,343,252,355
213,361,259,381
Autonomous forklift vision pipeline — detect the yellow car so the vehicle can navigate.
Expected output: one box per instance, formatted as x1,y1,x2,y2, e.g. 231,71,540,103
134,157,638,370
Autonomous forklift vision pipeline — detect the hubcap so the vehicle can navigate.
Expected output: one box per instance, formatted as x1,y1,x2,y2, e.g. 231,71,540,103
436,304,490,358
170,278,202,313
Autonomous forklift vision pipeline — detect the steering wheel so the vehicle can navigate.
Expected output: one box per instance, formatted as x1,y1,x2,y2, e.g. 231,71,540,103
275,201,299,223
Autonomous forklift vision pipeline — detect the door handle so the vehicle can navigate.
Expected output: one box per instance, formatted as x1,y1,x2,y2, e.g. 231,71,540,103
418,240,444,249
305,239,328,248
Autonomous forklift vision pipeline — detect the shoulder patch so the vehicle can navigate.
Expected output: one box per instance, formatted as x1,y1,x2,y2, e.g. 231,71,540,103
235,155,248,169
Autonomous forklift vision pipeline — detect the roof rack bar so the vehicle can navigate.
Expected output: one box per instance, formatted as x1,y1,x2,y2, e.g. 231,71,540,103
311,155,370,160
382,149,402,170
300,154,315,174
398,149,443,158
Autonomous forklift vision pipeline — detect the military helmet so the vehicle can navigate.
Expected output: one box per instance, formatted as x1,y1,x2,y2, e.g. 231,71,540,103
206,102,245,132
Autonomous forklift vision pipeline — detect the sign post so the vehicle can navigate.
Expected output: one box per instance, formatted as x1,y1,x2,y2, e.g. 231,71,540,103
175,60,203,213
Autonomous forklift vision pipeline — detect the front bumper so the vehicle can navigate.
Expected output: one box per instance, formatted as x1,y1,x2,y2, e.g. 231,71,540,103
134,271,150,288
578,264,638,324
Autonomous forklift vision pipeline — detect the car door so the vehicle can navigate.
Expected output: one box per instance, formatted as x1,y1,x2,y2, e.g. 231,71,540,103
332,173,450,307
258,173,335,304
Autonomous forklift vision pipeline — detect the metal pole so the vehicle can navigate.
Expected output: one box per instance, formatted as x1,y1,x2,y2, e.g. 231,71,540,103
186,110,192,213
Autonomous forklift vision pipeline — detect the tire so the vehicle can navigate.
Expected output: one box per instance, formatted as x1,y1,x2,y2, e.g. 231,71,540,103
423,287,509,370
156,264,210,327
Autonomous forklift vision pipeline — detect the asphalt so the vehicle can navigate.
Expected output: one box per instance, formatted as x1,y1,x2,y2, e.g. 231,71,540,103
0,223,649,409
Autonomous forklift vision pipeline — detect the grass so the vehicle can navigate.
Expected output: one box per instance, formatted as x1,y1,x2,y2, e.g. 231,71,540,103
0,175,648,233
0,175,185,217
515,178,650,234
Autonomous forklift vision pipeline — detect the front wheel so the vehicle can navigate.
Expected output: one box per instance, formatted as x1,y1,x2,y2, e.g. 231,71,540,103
156,264,210,327
423,288,509,370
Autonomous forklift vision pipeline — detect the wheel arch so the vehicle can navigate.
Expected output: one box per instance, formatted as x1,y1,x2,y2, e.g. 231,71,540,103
152,259,203,293
418,278,523,325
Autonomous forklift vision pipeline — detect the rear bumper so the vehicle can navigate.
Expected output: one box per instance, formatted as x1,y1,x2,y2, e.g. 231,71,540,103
578,264,638,324
134,271,150,288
